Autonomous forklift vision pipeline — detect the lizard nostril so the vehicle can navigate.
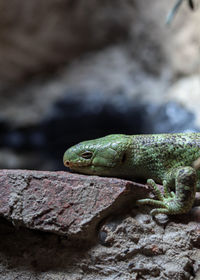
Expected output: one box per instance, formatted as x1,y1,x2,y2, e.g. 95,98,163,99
64,160,70,167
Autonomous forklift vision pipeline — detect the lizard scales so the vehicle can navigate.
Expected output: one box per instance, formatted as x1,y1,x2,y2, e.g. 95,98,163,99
63,133,200,215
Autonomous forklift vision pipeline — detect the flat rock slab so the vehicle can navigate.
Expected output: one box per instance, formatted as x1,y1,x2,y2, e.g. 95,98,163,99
0,169,150,239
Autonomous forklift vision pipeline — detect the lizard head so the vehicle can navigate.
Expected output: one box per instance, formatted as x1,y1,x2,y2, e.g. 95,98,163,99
63,134,131,176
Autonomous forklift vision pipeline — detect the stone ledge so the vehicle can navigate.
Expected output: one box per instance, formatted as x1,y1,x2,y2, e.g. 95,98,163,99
0,169,150,240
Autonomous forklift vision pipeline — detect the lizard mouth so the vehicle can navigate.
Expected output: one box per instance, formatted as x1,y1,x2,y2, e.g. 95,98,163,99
64,160,91,169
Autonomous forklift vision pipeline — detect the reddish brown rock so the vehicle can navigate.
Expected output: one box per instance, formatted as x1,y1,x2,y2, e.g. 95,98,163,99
0,169,149,239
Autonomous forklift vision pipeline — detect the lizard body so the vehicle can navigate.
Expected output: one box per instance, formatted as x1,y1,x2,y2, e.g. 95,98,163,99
63,133,200,215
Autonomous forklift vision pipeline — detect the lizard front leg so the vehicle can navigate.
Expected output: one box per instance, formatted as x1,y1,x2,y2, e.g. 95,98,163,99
137,166,197,215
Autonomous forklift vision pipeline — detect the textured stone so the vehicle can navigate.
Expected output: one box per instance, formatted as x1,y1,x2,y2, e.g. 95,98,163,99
0,169,149,239
0,169,200,279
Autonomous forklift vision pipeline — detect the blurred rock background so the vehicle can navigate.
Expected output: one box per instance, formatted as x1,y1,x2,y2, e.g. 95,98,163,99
0,0,199,170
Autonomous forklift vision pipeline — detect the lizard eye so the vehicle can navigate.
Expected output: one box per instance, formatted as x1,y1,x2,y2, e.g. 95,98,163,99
81,151,93,159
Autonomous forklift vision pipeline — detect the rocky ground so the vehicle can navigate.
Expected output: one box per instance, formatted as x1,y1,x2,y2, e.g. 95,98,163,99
0,169,200,280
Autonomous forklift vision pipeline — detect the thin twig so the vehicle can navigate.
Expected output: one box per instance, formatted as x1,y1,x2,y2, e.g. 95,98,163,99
166,0,195,25
188,0,195,9
166,0,184,25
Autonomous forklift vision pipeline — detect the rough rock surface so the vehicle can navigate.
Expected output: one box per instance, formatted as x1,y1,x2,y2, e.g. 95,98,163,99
0,169,200,279
0,169,149,239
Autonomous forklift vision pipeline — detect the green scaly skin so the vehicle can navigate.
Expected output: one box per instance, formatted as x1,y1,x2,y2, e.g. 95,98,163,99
63,133,200,216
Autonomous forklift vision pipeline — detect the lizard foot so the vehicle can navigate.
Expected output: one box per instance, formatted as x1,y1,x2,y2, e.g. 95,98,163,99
137,166,197,215
136,179,179,216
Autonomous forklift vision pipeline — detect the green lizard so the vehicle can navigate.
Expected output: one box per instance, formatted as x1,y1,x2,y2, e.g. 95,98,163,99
63,133,200,216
